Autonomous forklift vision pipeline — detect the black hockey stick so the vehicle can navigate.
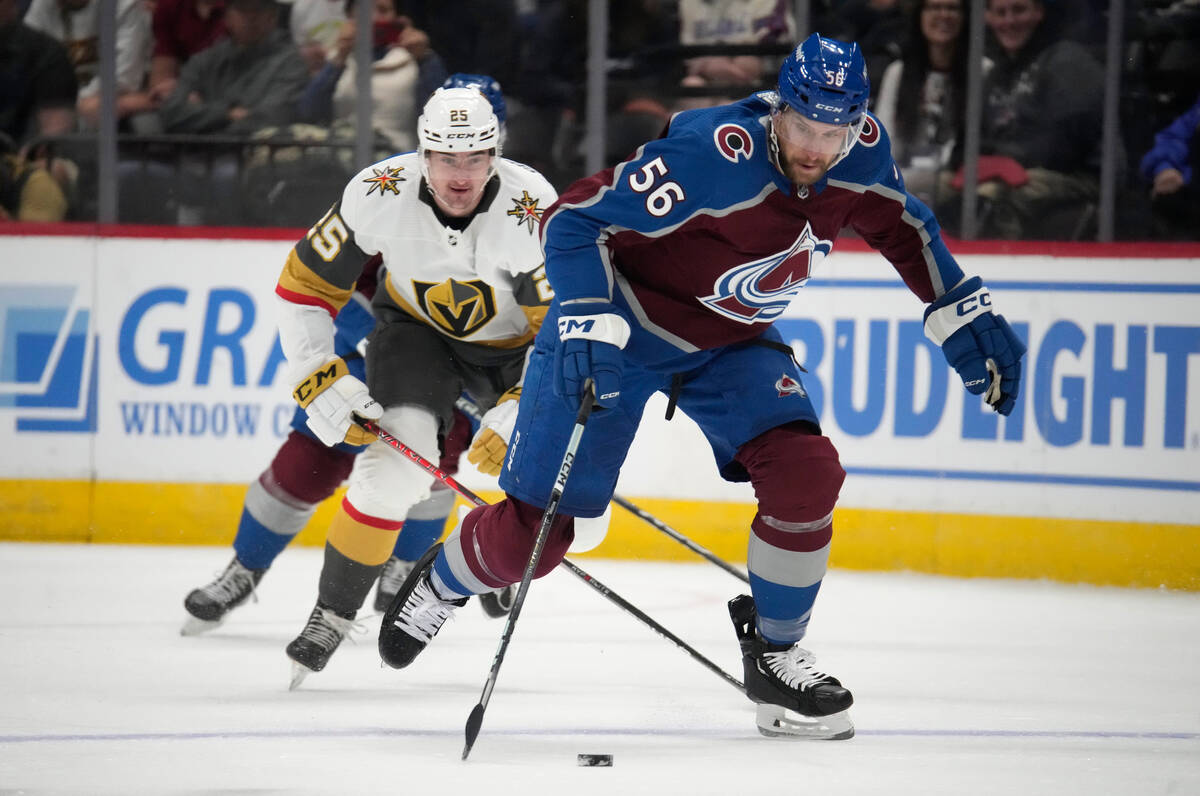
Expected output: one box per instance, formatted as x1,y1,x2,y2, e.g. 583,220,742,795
462,380,596,760
357,402,746,746
612,496,750,584
456,397,750,584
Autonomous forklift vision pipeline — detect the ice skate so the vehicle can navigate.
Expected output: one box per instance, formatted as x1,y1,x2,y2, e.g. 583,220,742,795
373,556,415,613
286,604,363,689
728,594,854,740
181,557,266,636
378,543,466,669
477,583,516,618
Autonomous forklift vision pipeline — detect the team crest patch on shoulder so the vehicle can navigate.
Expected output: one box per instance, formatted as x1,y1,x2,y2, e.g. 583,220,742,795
362,165,406,196
857,116,880,147
507,190,544,234
776,373,806,398
714,124,754,163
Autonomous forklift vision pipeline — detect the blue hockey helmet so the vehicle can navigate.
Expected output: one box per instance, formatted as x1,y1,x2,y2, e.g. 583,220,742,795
441,73,507,126
777,33,870,126
772,33,871,170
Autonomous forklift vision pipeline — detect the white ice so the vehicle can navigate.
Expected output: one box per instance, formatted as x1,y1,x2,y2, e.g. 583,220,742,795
1,542,1197,795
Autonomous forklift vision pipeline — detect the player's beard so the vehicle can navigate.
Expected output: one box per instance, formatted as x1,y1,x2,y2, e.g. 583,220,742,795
781,148,838,188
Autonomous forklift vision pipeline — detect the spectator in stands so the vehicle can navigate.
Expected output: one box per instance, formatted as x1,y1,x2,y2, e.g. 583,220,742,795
148,0,227,107
23,0,154,130
873,0,970,207
158,0,307,135
296,0,446,153
936,0,1105,239
676,0,796,109
289,0,344,75
1,136,69,221
0,0,77,146
141,0,307,224
1139,90,1200,240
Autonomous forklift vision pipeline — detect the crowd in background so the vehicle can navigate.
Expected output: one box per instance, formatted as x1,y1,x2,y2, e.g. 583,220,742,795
1,0,1196,239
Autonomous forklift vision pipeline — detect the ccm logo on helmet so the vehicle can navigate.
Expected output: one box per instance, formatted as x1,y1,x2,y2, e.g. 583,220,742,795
714,124,753,163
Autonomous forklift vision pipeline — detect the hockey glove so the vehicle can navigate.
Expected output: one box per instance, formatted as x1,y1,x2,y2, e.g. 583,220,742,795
292,357,382,446
467,386,521,476
924,277,1026,416
554,303,631,409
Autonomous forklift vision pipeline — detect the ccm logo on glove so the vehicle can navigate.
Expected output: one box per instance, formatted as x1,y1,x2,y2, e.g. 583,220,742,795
956,290,991,316
293,359,345,406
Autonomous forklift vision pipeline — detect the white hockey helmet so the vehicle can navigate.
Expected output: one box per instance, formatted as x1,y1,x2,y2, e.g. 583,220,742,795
417,86,501,156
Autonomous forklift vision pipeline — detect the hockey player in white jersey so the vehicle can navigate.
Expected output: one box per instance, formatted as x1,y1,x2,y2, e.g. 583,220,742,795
273,85,559,687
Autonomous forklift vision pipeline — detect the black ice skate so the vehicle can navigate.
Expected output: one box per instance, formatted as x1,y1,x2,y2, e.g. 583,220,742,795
181,557,266,636
378,543,466,669
477,583,517,618
286,603,363,690
373,556,415,613
728,594,854,740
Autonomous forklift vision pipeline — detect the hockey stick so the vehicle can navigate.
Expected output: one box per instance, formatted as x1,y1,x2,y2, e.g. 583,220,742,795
462,380,596,760
456,396,750,584
360,414,743,692
612,496,750,584
356,405,746,735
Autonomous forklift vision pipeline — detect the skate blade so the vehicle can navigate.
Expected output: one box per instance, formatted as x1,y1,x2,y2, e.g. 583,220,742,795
288,661,313,691
180,616,223,636
755,703,855,740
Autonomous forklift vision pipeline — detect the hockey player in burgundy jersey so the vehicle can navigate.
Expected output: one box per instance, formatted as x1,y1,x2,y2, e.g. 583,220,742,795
379,34,1026,739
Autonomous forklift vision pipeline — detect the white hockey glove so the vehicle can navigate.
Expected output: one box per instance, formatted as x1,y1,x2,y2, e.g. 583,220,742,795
467,386,521,476
292,357,382,447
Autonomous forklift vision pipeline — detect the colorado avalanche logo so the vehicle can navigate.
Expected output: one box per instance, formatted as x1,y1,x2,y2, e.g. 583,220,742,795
714,124,753,163
699,223,833,323
776,374,806,397
857,116,880,147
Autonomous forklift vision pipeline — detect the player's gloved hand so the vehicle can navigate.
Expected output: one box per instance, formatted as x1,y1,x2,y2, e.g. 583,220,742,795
292,357,382,446
924,276,1026,416
467,386,521,476
554,302,631,409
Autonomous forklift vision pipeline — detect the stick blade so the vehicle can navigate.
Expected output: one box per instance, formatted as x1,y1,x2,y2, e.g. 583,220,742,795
462,702,485,760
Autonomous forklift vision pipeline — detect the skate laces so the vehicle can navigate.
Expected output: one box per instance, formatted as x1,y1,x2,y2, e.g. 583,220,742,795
394,577,459,642
201,561,259,606
763,645,833,691
302,608,365,650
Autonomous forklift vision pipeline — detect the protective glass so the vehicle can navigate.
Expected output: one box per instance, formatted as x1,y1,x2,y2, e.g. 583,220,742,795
771,108,855,156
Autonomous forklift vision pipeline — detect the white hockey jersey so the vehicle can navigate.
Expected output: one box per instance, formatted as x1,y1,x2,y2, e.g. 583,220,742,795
274,153,558,383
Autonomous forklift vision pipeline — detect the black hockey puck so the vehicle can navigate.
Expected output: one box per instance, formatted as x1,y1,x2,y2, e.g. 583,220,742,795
576,754,613,767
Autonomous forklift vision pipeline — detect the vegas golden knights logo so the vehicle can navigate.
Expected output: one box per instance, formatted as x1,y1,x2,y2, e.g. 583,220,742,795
412,278,497,337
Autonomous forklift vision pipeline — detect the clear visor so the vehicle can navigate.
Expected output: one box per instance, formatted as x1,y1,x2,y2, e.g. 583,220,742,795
424,149,495,179
771,107,854,156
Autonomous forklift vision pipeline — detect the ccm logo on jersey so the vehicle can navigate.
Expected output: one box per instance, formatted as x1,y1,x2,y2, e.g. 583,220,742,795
776,374,807,398
714,124,754,163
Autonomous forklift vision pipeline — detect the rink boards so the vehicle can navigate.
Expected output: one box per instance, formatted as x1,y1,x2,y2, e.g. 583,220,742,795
0,226,1197,589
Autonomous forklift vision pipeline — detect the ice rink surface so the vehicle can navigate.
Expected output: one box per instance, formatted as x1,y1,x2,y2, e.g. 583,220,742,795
1,542,1197,795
